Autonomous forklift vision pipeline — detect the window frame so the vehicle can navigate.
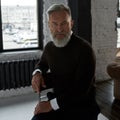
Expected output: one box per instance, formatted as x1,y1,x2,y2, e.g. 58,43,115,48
0,0,43,52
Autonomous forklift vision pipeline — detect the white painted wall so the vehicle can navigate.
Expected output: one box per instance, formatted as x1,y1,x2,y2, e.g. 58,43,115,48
91,0,118,81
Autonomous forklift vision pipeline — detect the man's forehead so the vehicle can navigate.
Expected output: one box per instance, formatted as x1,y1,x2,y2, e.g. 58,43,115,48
49,11,70,20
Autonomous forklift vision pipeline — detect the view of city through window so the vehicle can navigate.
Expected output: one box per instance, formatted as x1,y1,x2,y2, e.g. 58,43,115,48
117,0,120,48
1,0,38,49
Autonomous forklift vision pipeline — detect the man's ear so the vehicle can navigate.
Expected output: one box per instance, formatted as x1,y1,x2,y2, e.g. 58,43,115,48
71,20,74,28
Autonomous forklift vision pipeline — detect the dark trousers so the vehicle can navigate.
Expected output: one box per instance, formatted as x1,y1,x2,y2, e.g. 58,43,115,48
31,109,99,120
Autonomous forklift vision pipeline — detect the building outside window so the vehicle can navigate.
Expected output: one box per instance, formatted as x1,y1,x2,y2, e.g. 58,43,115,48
0,0,40,51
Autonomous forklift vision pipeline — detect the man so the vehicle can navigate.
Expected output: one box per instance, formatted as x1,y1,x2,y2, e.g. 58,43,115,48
31,4,100,120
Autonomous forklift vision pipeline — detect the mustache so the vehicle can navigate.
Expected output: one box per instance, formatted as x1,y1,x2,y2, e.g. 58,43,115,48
55,32,65,35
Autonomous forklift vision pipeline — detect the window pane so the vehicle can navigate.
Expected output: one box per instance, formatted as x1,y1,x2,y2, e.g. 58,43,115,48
1,0,38,49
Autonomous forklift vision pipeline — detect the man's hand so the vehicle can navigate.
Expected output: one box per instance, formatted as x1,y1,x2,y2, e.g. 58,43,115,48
31,72,46,93
34,101,52,115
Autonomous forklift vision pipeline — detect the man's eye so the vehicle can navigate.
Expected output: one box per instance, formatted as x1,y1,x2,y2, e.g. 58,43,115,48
61,22,67,25
52,23,57,26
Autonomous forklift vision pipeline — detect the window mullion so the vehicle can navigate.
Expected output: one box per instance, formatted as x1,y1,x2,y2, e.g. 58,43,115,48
0,1,3,51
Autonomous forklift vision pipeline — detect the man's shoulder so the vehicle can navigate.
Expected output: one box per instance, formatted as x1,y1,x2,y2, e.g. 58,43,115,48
45,41,54,48
71,34,91,47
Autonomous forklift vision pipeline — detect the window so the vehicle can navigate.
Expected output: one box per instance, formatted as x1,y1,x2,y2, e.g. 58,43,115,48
117,0,120,48
0,0,43,52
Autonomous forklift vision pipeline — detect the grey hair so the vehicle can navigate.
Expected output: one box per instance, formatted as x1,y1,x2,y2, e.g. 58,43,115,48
46,4,72,19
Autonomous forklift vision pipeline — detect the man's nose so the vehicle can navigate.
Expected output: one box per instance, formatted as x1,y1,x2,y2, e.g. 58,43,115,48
56,25,63,32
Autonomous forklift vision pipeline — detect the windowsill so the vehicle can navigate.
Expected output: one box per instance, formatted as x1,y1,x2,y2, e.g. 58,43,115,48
0,49,41,54
0,49,43,61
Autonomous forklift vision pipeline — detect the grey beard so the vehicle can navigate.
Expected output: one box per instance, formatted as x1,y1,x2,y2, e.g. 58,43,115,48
51,32,71,47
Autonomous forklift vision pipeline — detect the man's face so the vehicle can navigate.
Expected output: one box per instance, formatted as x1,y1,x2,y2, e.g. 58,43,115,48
48,10,73,41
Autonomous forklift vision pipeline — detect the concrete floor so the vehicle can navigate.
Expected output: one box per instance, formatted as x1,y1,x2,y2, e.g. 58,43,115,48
0,87,108,120
0,87,37,120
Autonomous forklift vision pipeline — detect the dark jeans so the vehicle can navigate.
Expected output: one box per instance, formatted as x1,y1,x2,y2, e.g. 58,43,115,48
31,109,99,120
